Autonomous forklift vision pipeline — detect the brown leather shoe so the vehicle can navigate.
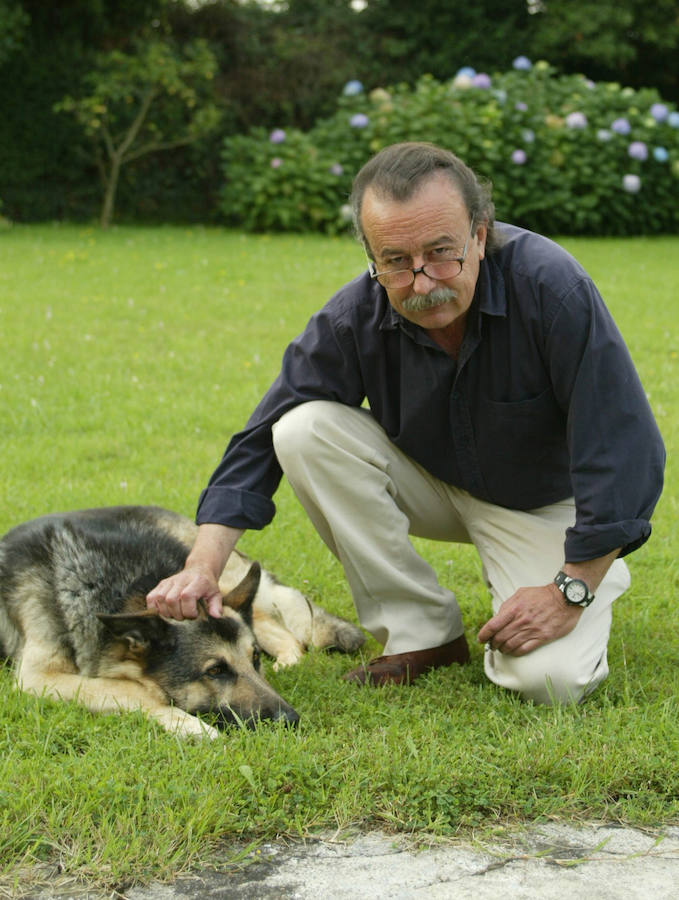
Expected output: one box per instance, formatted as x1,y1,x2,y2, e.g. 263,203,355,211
343,634,470,686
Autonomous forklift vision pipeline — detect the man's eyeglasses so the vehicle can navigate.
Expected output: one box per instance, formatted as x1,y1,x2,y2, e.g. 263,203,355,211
368,220,475,289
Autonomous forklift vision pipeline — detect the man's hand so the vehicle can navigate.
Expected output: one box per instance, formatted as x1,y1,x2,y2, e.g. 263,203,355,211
146,522,244,620
146,566,223,620
477,583,583,656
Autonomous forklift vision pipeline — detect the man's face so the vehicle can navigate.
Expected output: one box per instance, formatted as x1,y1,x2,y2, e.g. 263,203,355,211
361,173,487,332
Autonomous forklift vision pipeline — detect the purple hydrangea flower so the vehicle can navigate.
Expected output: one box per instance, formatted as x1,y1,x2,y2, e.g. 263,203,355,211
622,174,641,193
611,118,631,135
515,101,528,112
513,56,532,71
565,112,587,129
650,103,669,123
669,112,679,128
349,113,369,128
472,73,491,89
329,163,344,176
269,128,286,144
343,80,364,96
653,146,669,162
511,149,527,165
270,157,282,169
628,141,648,161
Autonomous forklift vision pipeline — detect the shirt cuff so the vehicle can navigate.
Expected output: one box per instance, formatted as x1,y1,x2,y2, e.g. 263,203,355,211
565,518,652,562
196,487,276,531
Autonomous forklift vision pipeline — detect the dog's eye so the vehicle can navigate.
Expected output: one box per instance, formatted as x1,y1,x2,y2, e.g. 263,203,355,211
252,648,261,670
204,662,235,681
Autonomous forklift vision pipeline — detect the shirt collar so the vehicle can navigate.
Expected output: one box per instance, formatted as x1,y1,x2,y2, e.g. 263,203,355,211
376,255,507,335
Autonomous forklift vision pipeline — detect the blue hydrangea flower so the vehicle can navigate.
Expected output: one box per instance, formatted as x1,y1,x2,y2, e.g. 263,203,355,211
472,73,491,89
349,113,369,128
611,118,631,135
514,101,528,112
329,163,344,176
622,174,641,193
628,141,648,161
565,112,587,129
456,66,476,79
653,146,669,162
521,129,535,143
269,129,286,144
513,56,532,71
669,112,679,128
511,149,527,165
343,80,364,96
650,103,668,123
597,129,612,142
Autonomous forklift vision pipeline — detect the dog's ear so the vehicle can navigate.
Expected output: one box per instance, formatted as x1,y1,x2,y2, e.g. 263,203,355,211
97,610,175,659
223,562,261,615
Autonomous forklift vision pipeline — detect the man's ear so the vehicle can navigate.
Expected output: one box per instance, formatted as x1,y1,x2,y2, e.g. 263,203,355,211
97,610,174,659
222,562,261,616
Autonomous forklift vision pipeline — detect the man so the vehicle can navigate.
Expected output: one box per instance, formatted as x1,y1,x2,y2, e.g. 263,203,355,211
148,142,664,704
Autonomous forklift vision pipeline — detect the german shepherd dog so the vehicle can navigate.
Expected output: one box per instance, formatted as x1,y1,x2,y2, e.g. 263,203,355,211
0,506,364,739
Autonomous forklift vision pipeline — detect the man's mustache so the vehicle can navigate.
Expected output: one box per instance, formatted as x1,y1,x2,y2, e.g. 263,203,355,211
401,287,458,312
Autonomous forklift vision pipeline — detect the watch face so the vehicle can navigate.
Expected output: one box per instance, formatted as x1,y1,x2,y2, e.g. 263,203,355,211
565,580,587,603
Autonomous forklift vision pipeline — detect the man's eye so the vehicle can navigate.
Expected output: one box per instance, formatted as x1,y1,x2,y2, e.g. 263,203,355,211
429,246,456,259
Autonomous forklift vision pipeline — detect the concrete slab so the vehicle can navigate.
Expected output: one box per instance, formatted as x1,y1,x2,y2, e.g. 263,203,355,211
124,823,679,900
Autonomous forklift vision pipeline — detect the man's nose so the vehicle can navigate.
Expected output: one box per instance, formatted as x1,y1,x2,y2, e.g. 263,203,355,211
411,265,438,293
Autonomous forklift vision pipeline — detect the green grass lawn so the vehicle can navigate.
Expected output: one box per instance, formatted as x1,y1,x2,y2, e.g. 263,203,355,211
0,224,677,894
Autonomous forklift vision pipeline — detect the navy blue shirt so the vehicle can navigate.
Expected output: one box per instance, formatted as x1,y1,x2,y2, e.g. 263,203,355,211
197,224,664,562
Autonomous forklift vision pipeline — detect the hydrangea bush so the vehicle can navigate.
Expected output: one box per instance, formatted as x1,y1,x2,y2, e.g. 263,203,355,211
219,61,679,235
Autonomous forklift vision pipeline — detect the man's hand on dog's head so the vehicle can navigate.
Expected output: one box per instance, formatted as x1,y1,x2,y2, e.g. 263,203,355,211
146,568,223,620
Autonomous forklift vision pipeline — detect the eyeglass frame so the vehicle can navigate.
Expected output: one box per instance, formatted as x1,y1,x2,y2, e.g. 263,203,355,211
367,218,476,289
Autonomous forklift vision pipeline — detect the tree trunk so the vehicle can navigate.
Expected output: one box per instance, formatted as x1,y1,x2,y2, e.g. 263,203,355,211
100,155,122,229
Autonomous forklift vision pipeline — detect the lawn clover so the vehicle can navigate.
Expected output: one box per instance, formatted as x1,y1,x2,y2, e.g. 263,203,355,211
565,112,587,129
349,113,369,128
622,174,641,193
628,141,648,161
269,129,286,144
513,56,532,71
511,149,527,164
611,118,631,135
343,80,364,96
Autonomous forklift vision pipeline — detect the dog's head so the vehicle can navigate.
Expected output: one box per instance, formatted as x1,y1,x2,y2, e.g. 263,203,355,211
97,562,300,729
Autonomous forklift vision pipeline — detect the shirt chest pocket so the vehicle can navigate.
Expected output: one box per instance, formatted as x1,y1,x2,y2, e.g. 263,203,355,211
476,388,566,463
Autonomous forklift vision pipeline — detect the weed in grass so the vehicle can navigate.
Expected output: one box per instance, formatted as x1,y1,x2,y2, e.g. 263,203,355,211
0,226,676,894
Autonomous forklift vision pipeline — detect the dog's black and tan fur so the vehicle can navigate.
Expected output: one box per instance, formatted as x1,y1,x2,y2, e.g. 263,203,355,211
0,505,364,738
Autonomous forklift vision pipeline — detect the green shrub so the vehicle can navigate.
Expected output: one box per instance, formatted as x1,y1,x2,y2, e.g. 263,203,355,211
219,61,679,236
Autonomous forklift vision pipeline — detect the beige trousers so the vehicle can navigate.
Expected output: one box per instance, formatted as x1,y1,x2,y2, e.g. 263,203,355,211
272,401,630,704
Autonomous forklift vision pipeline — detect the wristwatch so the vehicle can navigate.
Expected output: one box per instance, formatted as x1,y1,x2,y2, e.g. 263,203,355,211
554,571,595,607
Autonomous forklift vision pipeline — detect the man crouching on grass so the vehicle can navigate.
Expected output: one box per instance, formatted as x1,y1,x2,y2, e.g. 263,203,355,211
147,141,665,705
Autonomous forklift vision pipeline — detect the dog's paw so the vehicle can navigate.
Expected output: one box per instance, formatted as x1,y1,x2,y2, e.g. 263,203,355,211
157,709,220,740
271,647,306,671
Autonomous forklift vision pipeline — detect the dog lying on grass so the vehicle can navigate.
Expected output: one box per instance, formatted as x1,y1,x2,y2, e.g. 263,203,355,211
0,505,365,738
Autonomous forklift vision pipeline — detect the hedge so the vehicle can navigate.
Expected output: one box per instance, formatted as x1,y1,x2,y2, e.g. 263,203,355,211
219,60,679,236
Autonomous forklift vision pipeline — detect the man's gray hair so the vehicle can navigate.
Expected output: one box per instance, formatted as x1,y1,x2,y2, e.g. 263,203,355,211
350,142,501,255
